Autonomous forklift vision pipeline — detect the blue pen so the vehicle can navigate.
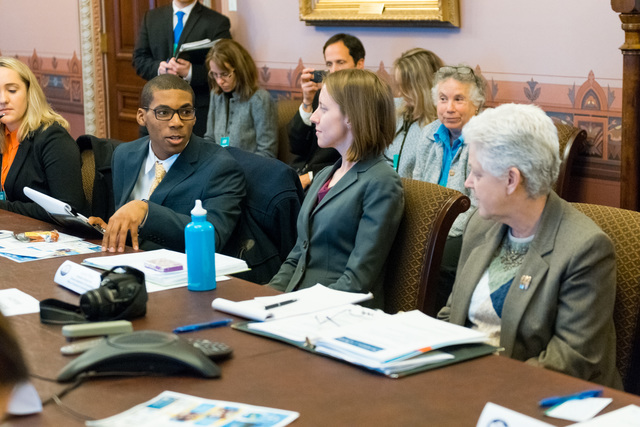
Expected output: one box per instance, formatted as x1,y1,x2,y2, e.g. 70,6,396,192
173,318,233,334
539,389,603,407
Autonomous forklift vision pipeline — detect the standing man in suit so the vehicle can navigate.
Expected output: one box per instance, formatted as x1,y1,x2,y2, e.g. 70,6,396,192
288,33,365,190
89,74,245,254
133,0,231,137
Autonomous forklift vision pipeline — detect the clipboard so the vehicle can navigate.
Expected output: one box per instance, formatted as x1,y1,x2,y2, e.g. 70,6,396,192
23,187,104,235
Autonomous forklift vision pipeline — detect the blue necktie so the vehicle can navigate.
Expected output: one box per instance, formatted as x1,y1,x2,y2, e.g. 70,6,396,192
173,11,185,56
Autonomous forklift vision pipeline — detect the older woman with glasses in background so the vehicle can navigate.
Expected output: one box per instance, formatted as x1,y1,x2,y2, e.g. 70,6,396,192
204,39,277,158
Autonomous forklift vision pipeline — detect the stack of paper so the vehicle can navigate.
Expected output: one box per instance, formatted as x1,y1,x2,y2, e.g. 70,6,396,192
312,309,487,375
212,284,373,321
82,249,249,289
244,304,490,377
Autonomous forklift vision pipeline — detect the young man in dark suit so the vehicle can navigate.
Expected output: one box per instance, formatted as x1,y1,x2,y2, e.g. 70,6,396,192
133,0,231,137
288,33,366,190
89,74,245,253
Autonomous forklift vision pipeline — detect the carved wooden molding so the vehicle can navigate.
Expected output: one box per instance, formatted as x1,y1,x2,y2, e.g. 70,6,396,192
79,0,107,138
611,3,640,210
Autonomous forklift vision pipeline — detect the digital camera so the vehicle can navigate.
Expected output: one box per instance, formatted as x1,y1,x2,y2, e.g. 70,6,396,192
80,266,148,321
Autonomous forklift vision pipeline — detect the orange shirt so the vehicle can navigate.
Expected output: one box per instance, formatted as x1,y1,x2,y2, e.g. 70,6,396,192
1,128,20,189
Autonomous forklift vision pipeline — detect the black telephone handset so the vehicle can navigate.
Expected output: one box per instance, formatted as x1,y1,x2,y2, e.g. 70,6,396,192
57,331,221,382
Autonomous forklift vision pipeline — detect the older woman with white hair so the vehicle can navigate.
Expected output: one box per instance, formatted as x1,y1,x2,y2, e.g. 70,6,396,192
413,65,486,311
438,103,621,388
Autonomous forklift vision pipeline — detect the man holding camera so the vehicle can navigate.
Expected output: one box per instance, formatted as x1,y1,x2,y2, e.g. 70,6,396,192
288,33,366,190
89,74,245,254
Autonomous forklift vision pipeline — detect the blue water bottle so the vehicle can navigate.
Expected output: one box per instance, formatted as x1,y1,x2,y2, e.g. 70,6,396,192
185,200,216,291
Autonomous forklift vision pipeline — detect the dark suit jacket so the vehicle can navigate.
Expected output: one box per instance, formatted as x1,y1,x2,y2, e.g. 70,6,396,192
438,192,622,388
222,147,303,284
0,123,87,222
287,91,340,176
132,3,231,136
112,135,245,253
269,155,404,309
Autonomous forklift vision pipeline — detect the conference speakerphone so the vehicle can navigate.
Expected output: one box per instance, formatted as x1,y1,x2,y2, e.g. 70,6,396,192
57,330,221,382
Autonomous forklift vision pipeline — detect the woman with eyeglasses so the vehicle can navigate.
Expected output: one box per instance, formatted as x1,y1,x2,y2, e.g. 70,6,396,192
204,39,277,158
269,69,404,309
0,57,87,221
414,65,486,312
385,48,443,177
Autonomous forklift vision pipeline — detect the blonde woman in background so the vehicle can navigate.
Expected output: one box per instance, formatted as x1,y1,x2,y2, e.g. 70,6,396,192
0,57,86,221
385,48,443,177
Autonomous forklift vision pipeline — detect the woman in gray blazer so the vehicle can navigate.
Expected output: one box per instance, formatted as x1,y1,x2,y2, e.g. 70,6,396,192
204,39,277,158
438,103,622,388
269,69,404,309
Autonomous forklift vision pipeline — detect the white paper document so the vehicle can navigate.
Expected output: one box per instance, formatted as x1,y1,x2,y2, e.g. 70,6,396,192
82,249,249,290
545,397,612,422
212,284,373,321
247,305,485,376
85,390,299,427
0,288,40,316
570,404,640,426
477,403,554,427
312,309,486,370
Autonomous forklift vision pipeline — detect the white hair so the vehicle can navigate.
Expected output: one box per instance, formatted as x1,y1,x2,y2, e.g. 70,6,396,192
462,103,560,198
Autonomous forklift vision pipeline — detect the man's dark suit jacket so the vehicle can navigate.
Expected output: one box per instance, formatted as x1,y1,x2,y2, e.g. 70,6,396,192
132,2,231,136
0,123,87,221
112,135,245,253
222,147,304,284
287,91,340,176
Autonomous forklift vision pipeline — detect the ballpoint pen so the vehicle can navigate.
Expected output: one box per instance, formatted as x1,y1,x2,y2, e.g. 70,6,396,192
539,389,603,407
173,318,233,334
265,299,297,310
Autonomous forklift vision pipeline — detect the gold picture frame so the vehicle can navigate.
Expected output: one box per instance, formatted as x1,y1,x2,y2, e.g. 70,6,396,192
299,0,460,27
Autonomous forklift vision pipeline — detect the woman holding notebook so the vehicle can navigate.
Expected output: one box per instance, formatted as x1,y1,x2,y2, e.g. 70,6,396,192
269,69,404,309
0,57,86,221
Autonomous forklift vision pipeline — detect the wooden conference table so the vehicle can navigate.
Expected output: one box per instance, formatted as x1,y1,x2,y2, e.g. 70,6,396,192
2,210,640,427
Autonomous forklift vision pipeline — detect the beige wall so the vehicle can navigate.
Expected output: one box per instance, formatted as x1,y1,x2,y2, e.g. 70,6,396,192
0,0,627,205
225,0,622,87
0,0,81,57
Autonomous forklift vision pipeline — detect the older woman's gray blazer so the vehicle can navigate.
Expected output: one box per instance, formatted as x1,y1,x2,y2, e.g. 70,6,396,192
438,192,622,388
204,88,277,158
269,155,404,309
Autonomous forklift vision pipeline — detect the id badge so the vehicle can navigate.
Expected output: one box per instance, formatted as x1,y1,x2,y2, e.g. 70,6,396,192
392,154,399,172
220,136,230,147
0,191,5,201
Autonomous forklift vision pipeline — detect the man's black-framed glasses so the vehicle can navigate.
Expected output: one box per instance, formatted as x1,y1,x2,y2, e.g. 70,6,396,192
142,107,196,121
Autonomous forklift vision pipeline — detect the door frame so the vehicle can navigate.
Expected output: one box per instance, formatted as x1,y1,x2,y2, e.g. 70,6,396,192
79,0,107,137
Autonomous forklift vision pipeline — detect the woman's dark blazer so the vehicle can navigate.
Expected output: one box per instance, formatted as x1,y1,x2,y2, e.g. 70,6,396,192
0,123,87,222
269,155,404,309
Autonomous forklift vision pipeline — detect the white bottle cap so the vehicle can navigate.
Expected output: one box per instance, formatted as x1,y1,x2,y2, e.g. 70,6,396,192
191,199,207,217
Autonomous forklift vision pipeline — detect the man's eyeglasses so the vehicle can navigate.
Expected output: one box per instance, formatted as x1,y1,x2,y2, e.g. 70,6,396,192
439,65,475,76
142,107,196,121
208,70,234,81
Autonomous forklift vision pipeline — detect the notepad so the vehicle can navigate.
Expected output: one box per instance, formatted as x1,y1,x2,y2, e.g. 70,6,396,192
211,284,373,321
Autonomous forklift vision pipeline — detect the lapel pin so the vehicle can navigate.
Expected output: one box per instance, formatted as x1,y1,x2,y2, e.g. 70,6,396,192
519,275,532,290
